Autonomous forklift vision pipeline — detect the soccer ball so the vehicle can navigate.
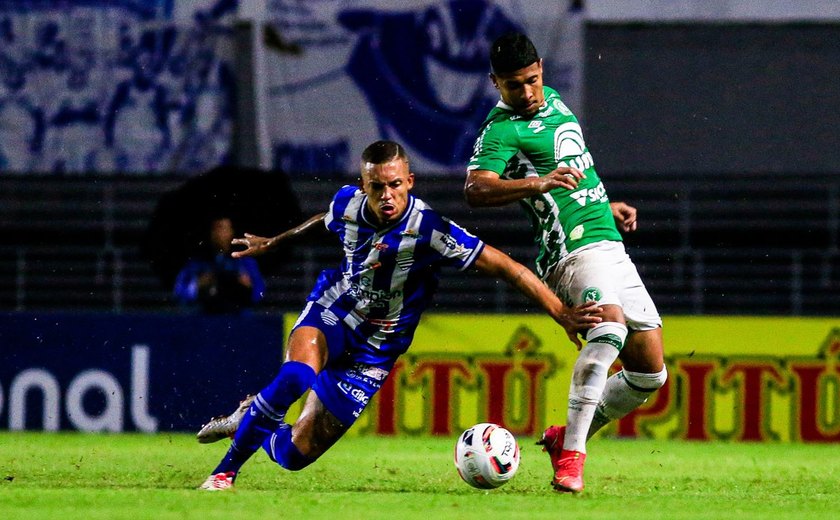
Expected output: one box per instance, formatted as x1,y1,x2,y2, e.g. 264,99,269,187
454,423,520,489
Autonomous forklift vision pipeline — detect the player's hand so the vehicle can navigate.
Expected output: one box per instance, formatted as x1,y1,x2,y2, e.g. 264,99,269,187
539,166,586,192
231,233,272,258
555,301,602,350
610,201,637,232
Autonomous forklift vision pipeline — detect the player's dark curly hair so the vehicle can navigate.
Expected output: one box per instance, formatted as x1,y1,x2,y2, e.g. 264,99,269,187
361,140,409,165
490,33,539,75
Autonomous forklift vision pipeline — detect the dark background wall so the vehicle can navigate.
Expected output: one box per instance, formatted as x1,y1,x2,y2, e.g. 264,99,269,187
1,22,838,317
584,23,840,175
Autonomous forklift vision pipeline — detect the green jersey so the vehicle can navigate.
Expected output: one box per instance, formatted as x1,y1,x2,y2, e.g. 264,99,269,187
468,86,621,279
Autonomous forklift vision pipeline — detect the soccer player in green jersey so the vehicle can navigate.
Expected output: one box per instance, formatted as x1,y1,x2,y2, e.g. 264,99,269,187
464,33,667,494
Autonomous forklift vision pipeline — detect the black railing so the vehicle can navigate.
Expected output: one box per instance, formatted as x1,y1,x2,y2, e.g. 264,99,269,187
1,174,838,315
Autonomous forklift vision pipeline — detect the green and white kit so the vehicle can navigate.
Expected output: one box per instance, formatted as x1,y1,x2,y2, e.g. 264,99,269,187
468,86,621,279
469,86,661,329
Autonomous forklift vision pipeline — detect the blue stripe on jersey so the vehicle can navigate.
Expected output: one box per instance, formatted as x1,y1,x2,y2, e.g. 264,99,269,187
309,186,485,356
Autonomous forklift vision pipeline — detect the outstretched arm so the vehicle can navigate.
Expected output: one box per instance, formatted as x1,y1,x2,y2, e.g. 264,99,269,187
473,244,601,349
231,212,327,258
464,168,585,207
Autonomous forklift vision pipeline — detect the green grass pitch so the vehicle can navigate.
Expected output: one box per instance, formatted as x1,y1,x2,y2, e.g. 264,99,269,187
1,432,838,520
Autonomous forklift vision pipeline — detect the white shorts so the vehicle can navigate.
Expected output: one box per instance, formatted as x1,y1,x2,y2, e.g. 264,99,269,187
545,241,662,331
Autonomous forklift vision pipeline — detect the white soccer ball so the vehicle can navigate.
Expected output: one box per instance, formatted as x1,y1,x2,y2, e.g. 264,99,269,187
454,423,520,489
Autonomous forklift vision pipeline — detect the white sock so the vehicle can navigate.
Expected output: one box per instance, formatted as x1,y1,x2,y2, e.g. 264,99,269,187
563,322,626,453
588,367,668,438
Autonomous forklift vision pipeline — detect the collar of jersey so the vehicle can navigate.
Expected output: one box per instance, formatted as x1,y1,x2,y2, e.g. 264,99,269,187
495,98,548,118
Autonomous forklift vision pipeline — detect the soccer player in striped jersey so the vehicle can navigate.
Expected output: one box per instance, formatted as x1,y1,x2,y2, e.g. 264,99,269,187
464,33,667,493
198,140,603,491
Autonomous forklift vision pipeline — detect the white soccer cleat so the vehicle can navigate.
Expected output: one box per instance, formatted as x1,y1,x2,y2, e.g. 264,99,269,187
196,394,255,444
198,471,235,491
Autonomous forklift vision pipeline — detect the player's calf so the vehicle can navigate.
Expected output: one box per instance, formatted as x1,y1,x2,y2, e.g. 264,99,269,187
587,367,668,438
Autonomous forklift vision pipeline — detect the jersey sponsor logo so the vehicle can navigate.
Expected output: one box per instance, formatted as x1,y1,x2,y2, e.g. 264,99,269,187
361,366,389,381
569,181,608,206
432,230,473,258
348,281,402,304
374,242,389,251
337,381,370,405
351,388,369,405
559,151,594,172
347,363,389,385
400,229,422,239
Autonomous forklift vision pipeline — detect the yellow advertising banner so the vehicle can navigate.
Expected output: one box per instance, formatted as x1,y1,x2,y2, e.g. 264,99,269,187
283,314,840,442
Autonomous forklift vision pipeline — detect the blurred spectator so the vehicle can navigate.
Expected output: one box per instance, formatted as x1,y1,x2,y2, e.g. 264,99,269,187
173,215,265,314
143,166,303,292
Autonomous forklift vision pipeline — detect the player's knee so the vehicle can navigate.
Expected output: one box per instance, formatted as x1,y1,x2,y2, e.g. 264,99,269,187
264,425,316,471
263,361,316,405
584,322,628,350
576,322,627,375
622,366,667,392
573,323,627,394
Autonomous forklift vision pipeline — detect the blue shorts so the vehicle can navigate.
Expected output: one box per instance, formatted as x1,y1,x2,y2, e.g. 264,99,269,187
291,302,401,426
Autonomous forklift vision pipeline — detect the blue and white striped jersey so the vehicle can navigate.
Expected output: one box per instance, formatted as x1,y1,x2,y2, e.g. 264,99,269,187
307,185,485,356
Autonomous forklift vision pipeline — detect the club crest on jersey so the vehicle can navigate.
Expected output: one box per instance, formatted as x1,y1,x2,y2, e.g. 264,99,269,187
374,242,389,251
396,251,414,271
552,98,572,116
581,287,602,303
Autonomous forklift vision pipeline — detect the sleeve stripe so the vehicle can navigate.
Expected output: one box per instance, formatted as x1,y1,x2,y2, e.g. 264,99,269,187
460,241,485,271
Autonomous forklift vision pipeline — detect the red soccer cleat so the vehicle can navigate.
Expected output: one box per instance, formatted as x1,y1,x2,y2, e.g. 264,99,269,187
552,449,586,493
536,425,566,473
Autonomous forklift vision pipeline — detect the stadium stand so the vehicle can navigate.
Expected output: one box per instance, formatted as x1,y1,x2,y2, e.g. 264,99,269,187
0,174,838,315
